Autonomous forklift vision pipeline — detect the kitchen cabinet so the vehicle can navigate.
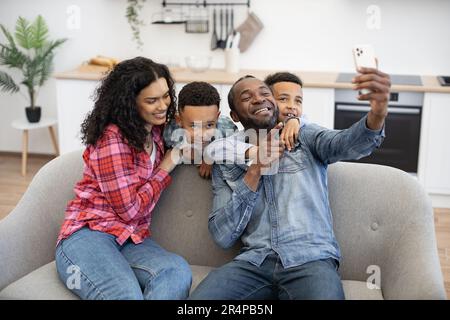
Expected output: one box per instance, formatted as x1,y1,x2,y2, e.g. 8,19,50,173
302,88,334,128
219,84,232,119
55,79,97,154
418,92,450,203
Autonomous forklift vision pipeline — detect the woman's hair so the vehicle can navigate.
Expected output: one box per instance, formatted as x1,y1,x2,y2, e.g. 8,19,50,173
80,56,177,151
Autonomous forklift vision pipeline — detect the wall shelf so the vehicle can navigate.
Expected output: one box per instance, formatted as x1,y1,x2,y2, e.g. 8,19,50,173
161,0,250,8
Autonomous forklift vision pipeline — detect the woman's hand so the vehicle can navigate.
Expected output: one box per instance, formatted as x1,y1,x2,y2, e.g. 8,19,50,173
158,148,181,173
280,118,300,151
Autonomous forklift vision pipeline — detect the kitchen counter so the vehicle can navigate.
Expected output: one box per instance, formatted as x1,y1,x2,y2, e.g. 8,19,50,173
54,64,450,94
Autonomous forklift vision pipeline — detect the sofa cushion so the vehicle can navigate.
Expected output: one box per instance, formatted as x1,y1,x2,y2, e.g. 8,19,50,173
0,261,78,300
0,261,383,300
151,165,241,268
341,280,383,300
190,265,214,294
0,261,213,300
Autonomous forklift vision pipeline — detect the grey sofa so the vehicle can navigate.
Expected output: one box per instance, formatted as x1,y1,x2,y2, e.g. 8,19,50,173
0,150,446,299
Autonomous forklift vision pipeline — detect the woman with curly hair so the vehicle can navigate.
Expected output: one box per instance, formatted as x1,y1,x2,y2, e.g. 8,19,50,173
55,57,191,300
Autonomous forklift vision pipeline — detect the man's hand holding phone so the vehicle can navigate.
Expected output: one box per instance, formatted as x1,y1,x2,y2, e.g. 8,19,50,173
352,45,391,130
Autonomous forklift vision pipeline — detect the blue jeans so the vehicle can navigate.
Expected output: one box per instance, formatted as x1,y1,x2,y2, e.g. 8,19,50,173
189,253,344,300
55,227,192,300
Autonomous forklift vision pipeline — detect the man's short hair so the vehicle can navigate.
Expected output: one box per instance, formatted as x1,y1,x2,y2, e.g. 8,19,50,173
178,81,221,112
264,72,303,88
227,75,256,111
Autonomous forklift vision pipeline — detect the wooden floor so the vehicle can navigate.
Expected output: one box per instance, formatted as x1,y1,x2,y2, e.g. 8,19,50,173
0,153,57,220
0,153,449,298
435,208,450,298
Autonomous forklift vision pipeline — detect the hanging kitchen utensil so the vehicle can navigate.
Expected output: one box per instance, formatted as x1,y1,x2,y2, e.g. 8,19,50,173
225,8,234,50
222,7,229,49
217,8,226,49
230,7,235,35
210,8,218,50
235,11,264,52
185,5,209,33
225,8,229,40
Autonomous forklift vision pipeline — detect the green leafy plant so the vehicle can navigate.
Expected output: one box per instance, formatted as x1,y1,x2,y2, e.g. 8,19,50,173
0,15,66,108
126,0,146,50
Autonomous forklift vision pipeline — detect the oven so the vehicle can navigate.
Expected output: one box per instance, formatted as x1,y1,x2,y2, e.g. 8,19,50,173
334,89,424,173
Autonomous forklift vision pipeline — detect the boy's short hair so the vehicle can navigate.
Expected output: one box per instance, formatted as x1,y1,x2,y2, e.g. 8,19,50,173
178,81,221,112
264,72,303,88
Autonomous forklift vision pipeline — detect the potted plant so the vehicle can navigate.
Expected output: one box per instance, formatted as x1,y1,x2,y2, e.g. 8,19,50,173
0,15,66,123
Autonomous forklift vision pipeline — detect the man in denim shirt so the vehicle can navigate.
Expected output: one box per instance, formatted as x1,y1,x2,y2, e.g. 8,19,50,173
190,67,391,300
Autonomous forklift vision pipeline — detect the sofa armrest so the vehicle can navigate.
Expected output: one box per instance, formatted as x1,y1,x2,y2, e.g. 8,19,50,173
382,196,447,299
0,150,83,290
329,162,447,299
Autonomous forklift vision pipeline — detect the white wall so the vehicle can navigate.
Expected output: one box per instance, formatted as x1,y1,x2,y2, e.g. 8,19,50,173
1,0,449,154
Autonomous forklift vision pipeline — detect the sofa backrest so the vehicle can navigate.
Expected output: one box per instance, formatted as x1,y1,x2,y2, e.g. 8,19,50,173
151,165,240,267
42,150,239,267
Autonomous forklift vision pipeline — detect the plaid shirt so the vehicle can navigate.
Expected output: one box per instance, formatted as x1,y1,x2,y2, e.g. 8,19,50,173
57,124,171,246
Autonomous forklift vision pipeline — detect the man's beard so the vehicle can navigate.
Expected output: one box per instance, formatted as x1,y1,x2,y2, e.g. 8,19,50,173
239,107,279,130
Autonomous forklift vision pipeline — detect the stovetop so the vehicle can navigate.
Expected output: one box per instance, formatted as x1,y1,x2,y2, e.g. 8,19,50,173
336,72,422,86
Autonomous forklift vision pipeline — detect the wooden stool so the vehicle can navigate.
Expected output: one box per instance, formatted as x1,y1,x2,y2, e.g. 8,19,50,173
11,118,59,176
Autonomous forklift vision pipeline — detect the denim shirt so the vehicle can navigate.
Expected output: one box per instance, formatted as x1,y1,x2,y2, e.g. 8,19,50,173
209,115,385,268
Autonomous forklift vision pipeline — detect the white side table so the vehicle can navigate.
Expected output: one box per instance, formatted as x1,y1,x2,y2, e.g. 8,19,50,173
11,117,60,176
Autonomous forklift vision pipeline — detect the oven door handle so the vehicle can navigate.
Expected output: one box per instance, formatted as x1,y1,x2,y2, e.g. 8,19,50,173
336,105,420,115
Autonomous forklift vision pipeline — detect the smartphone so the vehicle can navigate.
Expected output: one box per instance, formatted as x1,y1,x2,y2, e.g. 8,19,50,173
352,44,377,95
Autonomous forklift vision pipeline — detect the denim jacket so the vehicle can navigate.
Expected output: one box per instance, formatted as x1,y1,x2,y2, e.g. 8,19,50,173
208,115,385,268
